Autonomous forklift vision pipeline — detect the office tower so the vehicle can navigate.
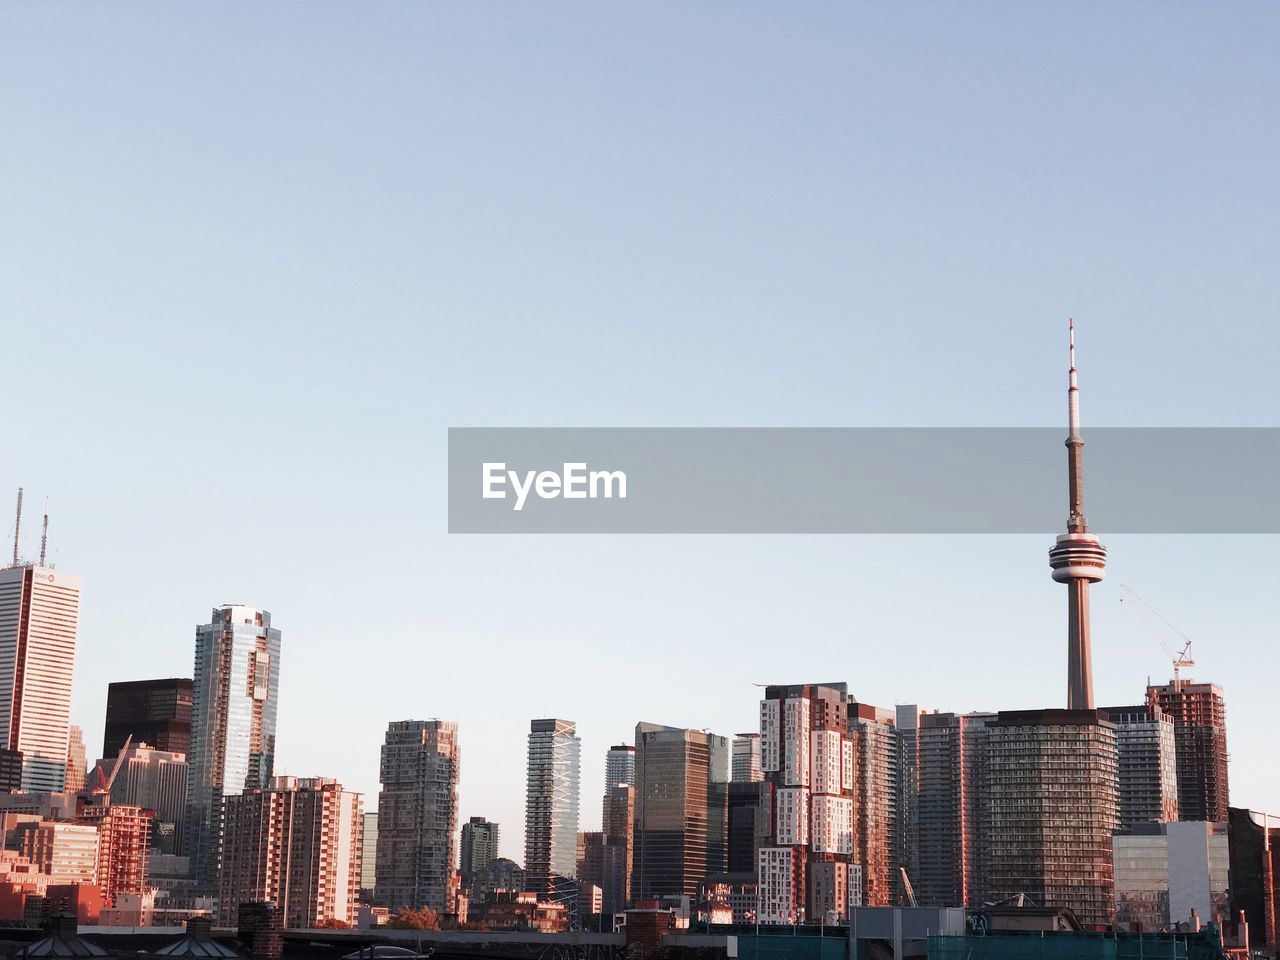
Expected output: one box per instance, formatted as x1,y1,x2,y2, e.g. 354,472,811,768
360,812,377,896
218,776,362,928
64,725,87,793
186,605,281,884
916,711,994,908
1227,807,1279,952
731,734,763,783
1147,681,1230,823
525,719,581,897
576,831,619,918
13,820,99,884
0,749,21,791
756,683,855,924
986,709,1119,927
1101,704,1179,829
1048,320,1108,709
847,701,899,907
602,784,634,913
460,817,500,886
0,562,81,791
103,678,193,759
376,720,460,913
632,722,729,900
894,705,921,904
79,801,154,904
92,742,188,855
726,781,769,874
605,745,635,789
1113,821,1229,932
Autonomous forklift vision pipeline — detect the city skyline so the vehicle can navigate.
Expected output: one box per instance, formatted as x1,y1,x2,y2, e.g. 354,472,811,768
4,3,1277,863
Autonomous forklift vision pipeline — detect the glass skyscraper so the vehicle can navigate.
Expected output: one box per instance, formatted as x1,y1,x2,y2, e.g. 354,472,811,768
186,605,281,885
524,718,581,896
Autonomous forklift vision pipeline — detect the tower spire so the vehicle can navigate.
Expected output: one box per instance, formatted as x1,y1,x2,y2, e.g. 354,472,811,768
1049,319,1108,710
11,487,22,567
39,498,49,567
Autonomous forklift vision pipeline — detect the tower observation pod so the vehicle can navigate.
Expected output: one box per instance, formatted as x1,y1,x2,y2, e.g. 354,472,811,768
1048,319,1108,710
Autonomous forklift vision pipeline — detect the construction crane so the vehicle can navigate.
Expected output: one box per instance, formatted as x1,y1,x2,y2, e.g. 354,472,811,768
899,867,918,908
1119,584,1196,686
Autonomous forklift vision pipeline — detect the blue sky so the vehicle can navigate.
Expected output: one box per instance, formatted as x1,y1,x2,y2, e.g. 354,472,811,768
2,4,1277,857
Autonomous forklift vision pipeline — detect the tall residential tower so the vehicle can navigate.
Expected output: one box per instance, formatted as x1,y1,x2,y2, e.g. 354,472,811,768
525,719,581,897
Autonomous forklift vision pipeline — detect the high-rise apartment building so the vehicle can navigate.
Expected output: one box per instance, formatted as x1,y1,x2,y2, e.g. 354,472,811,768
93,742,188,855
0,563,81,791
757,683,855,924
186,605,281,884
632,722,728,900
218,776,362,928
1146,681,1230,823
102,678,193,759
360,812,377,896
731,734,763,783
525,719,580,897
894,705,922,905
79,800,154,904
847,701,899,907
986,709,1119,927
602,783,634,914
460,817,500,885
375,720,460,914
1101,704,1179,830
916,711,993,908
605,745,635,789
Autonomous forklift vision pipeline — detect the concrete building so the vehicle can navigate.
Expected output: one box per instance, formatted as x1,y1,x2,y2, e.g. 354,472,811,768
632,722,728,900
525,718,580,897
375,719,459,914
847,701,899,907
459,817,500,886
1101,704,1179,830
186,605,281,885
986,709,1119,928
79,800,154,904
1113,821,1228,932
0,562,81,791
92,742,188,854
13,820,98,884
604,745,635,789
757,682,856,924
102,678,193,759
218,775,362,928
731,734,762,783
916,711,994,908
1146,680,1230,823
64,725,87,793
894,705,922,906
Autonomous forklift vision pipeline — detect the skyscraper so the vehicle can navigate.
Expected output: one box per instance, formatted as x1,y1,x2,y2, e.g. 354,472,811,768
602,783,635,914
375,719,460,913
102,678,193,759
360,812,378,896
757,683,856,924
79,800,154,905
525,719,581,897
632,722,729,900
460,817,501,886
894,705,922,905
986,709,1119,927
64,724,87,793
604,744,635,789
731,734,763,783
186,605,282,884
1048,320,1108,710
0,562,81,791
218,776,362,928
1101,703,1179,830
1147,681,1230,823
847,701,900,907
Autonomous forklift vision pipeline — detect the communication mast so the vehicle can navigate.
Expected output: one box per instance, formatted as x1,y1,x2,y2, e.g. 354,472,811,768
11,487,22,567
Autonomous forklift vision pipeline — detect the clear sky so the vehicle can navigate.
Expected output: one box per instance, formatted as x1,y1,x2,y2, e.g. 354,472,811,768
2,4,1277,859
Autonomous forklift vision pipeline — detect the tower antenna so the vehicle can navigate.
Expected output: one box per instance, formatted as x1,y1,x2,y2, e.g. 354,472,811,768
39,498,49,567
11,488,22,567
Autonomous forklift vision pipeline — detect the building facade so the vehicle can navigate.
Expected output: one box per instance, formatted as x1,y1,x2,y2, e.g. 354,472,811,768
731,734,763,783
13,820,98,884
79,801,154,904
1101,704,1179,830
0,564,81,791
525,719,581,897
102,678,193,759
986,709,1119,928
632,722,728,900
360,811,377,896
218,776,362,928
847,701,899,907
1227,807,1279,953
605,745,635,789
186,605,281,884
95,742,188,855
602,783,634,914
1113,821,1228,932
459,817,500,886
64,725,87,793
1146,681,1230,823
375,719,460,914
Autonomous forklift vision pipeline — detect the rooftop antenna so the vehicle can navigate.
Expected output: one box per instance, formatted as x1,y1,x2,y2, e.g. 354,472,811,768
11,488,22,567
39,498,49,567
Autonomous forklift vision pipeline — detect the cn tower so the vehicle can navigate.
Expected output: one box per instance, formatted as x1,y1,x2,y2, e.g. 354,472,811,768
1048,319,1108,709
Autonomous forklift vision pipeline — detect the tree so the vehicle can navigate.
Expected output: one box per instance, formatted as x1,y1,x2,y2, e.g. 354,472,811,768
388,907,441,931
